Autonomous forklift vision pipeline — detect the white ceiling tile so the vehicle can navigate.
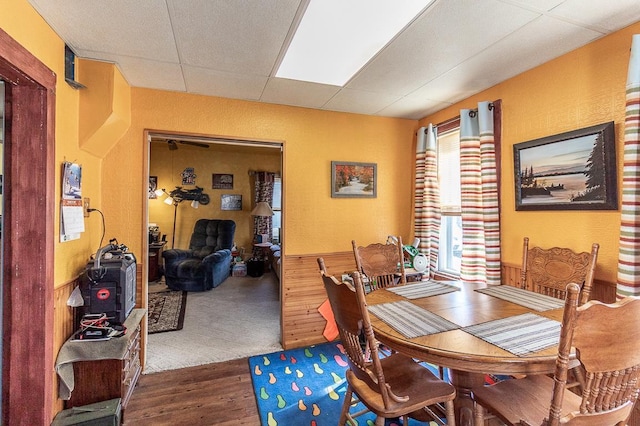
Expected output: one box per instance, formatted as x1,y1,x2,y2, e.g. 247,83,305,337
168,0,301,75
500,0,566,13
323,89,403,116
549,0,640,32
377,97,453,120
346,0,541,95
89,54,187,92
411,15,603,103
261,78,340,109
29,0,179,62
183,66,268,100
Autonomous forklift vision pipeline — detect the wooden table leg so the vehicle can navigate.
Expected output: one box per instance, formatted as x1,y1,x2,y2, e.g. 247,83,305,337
448,369,485,426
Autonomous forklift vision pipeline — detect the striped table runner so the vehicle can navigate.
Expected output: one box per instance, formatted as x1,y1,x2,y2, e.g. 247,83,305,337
462,313,561,356
476,285,564,311
385,280,460,299
368,300,460,339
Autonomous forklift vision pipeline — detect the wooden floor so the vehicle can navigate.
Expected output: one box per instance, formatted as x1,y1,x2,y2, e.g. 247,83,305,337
124,357,260,425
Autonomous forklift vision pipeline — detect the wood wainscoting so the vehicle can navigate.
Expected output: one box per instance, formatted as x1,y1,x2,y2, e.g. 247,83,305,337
281,251,356,349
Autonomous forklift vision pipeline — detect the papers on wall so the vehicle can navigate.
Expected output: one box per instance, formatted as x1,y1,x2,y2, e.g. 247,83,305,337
60,161,84,242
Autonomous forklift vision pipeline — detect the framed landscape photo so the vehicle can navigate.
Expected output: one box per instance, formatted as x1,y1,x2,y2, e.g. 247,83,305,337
514,121,617,211
331,161,377,198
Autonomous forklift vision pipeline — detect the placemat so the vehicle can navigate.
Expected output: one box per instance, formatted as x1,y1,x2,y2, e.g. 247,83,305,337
462,313,561,356
368,300,460,339
386,280,460,299
476,285,564,311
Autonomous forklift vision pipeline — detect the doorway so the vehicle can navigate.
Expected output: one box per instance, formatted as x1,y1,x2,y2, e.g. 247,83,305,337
143,131,283,372
0,29,56,424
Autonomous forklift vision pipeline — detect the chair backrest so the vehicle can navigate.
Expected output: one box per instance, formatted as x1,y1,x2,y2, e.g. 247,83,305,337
317,257,409,408
352,237,406,291
189,219,236,256
521,237,599,305
548,283,640,425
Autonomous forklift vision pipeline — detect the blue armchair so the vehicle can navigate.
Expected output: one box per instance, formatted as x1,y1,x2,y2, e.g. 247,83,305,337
162,219,236,291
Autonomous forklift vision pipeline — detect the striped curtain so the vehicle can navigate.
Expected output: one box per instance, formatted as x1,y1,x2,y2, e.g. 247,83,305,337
617,34,640,298
459,102,501,285
252,171,275,256
414,124,441,278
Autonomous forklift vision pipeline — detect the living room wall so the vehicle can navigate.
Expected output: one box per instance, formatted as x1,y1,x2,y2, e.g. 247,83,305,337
420,20,640,284
149,142,281,251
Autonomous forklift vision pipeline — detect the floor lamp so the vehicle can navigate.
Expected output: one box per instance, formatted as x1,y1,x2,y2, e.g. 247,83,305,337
158,189,200,249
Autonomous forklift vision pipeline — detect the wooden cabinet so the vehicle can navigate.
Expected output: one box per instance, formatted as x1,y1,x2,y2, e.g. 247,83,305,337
148,242,166,282
59,309,145,415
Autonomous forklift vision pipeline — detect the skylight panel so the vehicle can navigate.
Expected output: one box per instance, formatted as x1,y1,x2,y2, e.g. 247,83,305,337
276,0,432,87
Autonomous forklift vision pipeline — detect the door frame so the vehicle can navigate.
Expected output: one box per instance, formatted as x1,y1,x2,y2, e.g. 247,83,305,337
0,28,56,424
141,130,284,369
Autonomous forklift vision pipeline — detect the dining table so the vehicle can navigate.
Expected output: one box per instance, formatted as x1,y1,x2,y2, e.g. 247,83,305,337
366,279,577,426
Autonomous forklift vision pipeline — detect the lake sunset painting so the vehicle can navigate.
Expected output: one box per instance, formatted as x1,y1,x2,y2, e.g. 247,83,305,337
514,121,617,211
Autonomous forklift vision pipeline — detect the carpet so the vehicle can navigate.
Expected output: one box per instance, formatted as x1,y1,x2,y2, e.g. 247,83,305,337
148,290,187,334
145,274,282,373
249,342,442,426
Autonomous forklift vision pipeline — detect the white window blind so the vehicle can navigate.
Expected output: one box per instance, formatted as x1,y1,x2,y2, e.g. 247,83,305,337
437,128,461,214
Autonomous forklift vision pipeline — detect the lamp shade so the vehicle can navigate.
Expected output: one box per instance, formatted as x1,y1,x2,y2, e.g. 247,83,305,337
251,201,274,216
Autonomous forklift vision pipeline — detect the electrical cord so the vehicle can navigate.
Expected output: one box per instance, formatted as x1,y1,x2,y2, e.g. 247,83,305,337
87,208,106,253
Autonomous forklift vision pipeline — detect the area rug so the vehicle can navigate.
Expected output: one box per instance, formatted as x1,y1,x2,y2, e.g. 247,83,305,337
148,290,187,334
249,341,443,426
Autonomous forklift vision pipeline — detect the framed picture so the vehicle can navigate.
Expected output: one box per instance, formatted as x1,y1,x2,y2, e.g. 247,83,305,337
331,161,377,198
212,173,233,189
221,194,242,211
149,176,158,199
514,121,617,211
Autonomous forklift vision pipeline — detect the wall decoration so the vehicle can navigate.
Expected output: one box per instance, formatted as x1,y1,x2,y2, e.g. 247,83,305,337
331,161,377,198
149,176,158,199
181,167,196,185
212,173,233,189
62,161,82,200
514,121,617,211
221,194,242,211
60,161,84,242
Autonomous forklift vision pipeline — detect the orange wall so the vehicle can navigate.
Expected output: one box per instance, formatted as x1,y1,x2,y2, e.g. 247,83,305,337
103,90,418,260
421,21,640,283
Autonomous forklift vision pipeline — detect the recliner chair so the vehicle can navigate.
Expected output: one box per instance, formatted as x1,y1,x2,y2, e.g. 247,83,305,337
162,219,236,291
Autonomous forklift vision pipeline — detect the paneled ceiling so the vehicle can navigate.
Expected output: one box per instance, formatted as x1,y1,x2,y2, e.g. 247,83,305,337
28,0,640,120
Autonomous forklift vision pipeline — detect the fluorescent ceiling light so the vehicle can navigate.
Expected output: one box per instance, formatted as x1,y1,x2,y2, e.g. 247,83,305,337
276,0,432,87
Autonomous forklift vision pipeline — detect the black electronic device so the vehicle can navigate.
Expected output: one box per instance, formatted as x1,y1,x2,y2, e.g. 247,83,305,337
79,241,137,323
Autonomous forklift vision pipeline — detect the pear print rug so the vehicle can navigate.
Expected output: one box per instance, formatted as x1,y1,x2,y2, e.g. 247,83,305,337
249,341,440,426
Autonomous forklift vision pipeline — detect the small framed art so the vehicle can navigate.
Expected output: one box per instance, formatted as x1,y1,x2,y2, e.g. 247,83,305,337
331,161,377,198
221,194,242,211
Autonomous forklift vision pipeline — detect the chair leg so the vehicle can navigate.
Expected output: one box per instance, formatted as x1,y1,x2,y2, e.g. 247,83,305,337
339,386,353,426
445,400,456,425
473,400,485,426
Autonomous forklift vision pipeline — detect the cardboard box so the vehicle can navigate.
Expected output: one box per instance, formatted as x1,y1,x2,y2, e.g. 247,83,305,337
52,398,121,426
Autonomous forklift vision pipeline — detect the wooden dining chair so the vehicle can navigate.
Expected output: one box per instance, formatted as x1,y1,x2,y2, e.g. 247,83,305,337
352,237,406,291
521,237,599,306
317,257,456,426
521,237,599,393
471,282,640,426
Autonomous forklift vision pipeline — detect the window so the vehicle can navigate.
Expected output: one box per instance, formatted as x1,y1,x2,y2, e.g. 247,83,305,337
272,176,282,244
437,126,462,276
